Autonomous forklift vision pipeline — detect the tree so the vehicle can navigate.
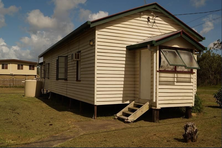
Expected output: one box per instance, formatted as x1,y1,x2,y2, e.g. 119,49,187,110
209,39,222,50
197,41,222,86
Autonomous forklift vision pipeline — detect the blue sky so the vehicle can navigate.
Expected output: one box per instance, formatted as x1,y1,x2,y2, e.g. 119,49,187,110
0,0,221,61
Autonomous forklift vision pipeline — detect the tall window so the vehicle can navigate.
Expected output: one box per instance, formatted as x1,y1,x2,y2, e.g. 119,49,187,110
2,64,8,69
76,51,81,81
17,64,23,70
45,63,50,79
29,65,35,70
56,56,68,80
159,46,199,73
40,63,45,79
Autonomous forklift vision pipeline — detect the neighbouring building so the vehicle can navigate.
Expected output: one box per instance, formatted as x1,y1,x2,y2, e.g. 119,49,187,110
0,59,37,80
38,3,206,122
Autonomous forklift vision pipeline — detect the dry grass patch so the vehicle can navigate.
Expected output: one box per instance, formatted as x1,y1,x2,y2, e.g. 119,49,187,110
59,86,221,147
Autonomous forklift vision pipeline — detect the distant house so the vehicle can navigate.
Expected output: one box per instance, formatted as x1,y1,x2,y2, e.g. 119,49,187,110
0,59,37,79
38,3,206,122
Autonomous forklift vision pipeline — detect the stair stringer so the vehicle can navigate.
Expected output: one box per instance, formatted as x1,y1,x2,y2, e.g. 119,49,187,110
114,101,135,119
126,102,149,122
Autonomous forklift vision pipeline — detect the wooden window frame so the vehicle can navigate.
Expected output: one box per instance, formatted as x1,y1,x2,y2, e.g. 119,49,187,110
158,46,195,74
76,51,81,81
2,64,8,69
17,64,23,70
29,65,35,70
44,63,50,79
47,63,50,79
56,56,68,80
40,63,45,79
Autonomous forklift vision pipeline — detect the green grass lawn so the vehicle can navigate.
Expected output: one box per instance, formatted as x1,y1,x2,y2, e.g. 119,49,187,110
0,86,221,147
0,88,90,147
59,86,222,147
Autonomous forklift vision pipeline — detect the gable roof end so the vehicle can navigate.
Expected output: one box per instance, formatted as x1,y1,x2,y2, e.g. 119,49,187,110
90,3,204,41
38,3,205,58
126,30,206,51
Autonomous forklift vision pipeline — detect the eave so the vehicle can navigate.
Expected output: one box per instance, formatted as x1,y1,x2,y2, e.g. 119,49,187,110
126,30,207,51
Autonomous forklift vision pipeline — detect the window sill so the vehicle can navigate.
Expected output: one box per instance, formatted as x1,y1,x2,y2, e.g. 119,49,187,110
56,79,68,81
158,70,195,74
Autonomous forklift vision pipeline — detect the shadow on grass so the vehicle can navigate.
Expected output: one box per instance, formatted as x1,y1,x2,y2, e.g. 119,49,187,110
129,107,186,123
174,138,186,143
207,106,221,109
159,108,185,120
38,93,186,121
37,94,128,119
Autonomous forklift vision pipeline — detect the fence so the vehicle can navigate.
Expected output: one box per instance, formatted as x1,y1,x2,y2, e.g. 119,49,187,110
0,79,26,87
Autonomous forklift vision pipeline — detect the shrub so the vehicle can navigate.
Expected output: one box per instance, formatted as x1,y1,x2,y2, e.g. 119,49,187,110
214,87,222,108
192,94,203,113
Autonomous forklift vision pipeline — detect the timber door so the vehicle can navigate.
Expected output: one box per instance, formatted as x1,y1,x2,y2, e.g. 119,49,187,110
140,49,151,100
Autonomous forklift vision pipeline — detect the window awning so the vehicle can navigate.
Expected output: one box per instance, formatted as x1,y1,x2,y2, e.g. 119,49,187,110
126,30,206,51
161,48,200,69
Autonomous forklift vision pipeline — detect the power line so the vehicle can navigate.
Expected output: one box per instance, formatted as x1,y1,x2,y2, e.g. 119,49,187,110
191,16,222,28
174,9,221,16
187,13,213,24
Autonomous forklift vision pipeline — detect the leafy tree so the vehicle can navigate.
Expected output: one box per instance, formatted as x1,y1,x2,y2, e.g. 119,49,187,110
197,43,222,86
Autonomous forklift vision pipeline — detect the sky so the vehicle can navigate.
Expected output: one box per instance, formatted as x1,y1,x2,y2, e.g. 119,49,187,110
0,0,221,62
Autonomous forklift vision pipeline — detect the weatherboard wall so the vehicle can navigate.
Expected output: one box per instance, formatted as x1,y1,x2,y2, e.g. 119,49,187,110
156,39,198,108
42,28,95,105
95,10,186,105
0,61,37,76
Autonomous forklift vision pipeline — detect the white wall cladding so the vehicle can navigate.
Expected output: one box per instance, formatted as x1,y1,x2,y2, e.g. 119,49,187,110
43,28,95,104
95,10,186,105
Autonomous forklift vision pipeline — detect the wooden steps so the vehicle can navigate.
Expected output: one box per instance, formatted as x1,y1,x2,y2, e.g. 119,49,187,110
115,101,150,123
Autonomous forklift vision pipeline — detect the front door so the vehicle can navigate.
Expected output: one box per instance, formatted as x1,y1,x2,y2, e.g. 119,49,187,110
140,49,151,100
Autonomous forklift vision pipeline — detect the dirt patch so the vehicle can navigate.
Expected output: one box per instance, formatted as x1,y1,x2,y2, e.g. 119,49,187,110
21,128,82,147
74,119,129,133
21,119,129,147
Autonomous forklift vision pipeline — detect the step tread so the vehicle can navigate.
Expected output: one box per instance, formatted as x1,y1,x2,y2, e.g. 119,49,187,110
134,102,145,106
118,115,128,120
123,111,134,115
128,106,139,110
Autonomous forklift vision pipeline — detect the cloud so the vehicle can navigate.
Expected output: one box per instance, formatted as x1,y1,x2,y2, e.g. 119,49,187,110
200,14,221,35
1,0,109,61
27,10,57,31
0,0,20,28
0,38,20,59
190,0,206,8
0,31,62,61
79,9,109,21
89,11,109,21
200,21,214,34
79,9,91,21
53,0,86,20
26,0,83,34
16,0,88,61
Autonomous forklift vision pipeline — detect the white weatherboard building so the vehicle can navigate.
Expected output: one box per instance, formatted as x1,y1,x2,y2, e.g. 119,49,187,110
38,3,205,122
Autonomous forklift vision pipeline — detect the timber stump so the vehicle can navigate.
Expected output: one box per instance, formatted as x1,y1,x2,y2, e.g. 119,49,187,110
183,122,198,142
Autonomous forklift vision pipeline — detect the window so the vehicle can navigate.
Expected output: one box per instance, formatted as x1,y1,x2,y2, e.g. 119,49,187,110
2,64,8,69
56,56,68,80
29,65,35,70
45,63,50,79
76,51,81,81
40,63,45,79
159,46,199,73
17,64,23,70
